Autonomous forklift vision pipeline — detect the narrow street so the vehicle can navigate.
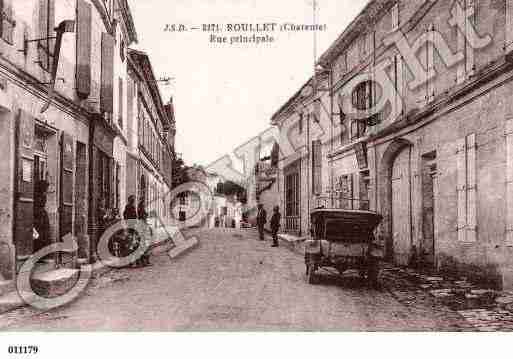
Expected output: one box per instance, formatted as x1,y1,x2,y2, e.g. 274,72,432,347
0,228,469,331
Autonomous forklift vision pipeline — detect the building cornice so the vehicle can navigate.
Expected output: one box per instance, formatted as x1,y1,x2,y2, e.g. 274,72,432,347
0,56,91,124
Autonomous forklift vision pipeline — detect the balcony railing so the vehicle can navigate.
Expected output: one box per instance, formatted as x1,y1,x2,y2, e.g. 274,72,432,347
284,216,300,235
314,196,371,211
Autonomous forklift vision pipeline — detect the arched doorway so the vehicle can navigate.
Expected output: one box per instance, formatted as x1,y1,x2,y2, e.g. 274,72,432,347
379,138,413,265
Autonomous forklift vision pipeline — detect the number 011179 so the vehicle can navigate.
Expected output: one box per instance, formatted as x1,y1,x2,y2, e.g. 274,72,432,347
8,346,39,355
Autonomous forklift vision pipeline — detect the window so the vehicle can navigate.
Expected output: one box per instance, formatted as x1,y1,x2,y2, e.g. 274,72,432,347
285,172,299,217
298,113,303,134
312,140,322,195
358,32,373,61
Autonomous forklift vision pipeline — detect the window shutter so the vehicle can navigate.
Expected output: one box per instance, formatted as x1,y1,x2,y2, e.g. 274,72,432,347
100,32,115,116
60,132,74,239
1,0,14,44
456,138,467,241
118,77,123,128
76,0,92,99
395,54,404,114
127,78,134,147
427,25,435,102
15,110,35,257
466,0,475,76
506,120,513,244
312,140,322,195
38,0,55,71
466,133,477,242
507,0,513,54
456,2,466,84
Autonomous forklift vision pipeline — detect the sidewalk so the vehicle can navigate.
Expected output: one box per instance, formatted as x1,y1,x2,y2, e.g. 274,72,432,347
0,227,199,315
269,230,513,331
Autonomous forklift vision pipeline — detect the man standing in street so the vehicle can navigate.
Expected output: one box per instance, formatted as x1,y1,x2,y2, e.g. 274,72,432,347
256,204,267,241
270,206,281,247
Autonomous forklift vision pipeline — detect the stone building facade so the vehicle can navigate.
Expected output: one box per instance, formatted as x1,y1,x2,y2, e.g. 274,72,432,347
0,0,175,289
267,0,513,289
127,49,175,228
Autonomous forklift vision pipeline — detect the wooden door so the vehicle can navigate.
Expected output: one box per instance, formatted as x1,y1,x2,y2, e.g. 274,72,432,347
74,142,87,238
421,157,437,267
14,110,35,259
391,147,412,266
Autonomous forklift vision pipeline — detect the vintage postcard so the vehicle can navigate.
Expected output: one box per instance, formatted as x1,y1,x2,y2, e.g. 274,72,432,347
0,0,512,356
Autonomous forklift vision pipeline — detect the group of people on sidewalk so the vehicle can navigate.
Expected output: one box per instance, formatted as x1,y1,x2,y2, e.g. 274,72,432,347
256,204,281,247
116,195,152,268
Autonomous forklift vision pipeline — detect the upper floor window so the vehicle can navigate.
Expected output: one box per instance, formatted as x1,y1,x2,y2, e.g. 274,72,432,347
358,32,372,62
352,80,373,111
298,113,303,134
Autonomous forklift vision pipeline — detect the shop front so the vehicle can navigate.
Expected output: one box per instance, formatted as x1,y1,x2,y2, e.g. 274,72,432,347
88,119,117,262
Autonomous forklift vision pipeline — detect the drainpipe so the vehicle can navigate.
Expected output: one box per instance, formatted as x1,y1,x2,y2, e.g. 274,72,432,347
329,67,334,208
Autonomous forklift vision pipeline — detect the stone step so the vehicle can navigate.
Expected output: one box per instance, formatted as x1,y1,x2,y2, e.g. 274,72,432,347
30,268,80,299
0,291,25,314
168,237,199,259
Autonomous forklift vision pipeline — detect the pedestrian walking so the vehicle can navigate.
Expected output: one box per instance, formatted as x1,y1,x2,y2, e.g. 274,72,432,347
270,206,281,247
256,204,267,241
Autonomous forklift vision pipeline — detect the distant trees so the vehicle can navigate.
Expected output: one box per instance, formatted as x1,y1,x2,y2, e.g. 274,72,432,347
172,156,189,187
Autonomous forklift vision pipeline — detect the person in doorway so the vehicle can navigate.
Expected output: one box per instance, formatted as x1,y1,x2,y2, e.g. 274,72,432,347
33,179,50,255
122,195,138,262
137,199,151,267
270,206,281,248
256,204,267,241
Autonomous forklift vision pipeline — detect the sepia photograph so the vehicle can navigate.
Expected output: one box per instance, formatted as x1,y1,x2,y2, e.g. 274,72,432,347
0,0,512,356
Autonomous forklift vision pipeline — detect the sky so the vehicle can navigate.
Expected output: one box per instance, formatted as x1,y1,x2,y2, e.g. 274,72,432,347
128,0,368,166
